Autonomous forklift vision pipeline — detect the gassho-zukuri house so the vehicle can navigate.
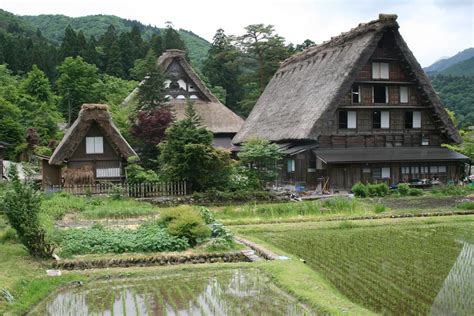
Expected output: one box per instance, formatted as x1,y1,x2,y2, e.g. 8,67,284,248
123,49,244,149
233,14,470,190
44,104,137,186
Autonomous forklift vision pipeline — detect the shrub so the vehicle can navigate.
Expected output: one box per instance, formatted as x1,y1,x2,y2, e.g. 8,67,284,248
408,188,424,196
0,169,54,257
159,207,211,246
367,183,389,197
431,185,470,196
352,182,368,198
198,207,215,224
397,183,411,196
374,204,386,213
0,227,18,243
456,201,474,210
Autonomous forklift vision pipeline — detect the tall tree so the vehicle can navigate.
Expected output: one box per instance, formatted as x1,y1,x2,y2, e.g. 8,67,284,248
60,25,79,59
21,65,53,103
149,33,164,57
130,49,157,81
203,29,242,110
162,23,186,51
105,41,125,78
238,24,290,93
56,56,100,124
137,63,167,110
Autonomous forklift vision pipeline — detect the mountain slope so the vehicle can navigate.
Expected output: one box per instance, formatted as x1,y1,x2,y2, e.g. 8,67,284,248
440,56,474,76
424,47,474,74
20,14,211,68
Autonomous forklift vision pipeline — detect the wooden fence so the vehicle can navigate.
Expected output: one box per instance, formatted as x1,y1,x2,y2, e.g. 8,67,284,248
45,182,187,197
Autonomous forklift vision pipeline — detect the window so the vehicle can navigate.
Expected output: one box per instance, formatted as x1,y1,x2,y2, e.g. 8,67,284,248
373,111,390,129
352,85,361,104
422,138,429,146
411,166,419,174
430,166,447,174
287,159,295,172
339,111,356,129
400,86,409,103
373,85,388,103
86,137,103,154
372,167,390,179
405,111,421,129
420,166,429,174
372,62,389,79
401,166,410,175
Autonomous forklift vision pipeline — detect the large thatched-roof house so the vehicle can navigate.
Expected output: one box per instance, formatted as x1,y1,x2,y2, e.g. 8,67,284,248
45,104,137,186
123,49,244,149
233,14,469,190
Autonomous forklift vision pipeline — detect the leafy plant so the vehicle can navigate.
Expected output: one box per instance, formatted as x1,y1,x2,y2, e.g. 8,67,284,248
352,182,368,198
159,207,211,246
374,203,386,213
397,183,411,196
0,168,54,257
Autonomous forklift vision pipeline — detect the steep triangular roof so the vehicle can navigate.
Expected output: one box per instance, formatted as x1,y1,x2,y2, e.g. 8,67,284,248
233,14,461,144
122,49,244,134
49,104,137,165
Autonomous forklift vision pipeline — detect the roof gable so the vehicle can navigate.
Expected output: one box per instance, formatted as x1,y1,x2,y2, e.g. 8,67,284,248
233,14,461,144
49,104,137,165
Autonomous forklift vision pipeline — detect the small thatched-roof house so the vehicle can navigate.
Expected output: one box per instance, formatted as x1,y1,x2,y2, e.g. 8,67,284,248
45,104,137,186
233,14,469,190
123,49,244,149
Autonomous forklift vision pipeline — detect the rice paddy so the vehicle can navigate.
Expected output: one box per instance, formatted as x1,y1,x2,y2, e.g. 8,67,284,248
29,268,310,315
239,217,474,315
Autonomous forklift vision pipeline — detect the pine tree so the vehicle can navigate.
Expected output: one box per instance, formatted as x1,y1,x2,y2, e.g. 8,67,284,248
60,25,78,59
106,41,125,78
163,24,186,51
21,65,53,102
149,34,164,57
138,63,167,110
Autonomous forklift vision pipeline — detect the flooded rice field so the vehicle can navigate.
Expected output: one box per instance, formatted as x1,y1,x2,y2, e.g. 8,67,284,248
29,268,310,315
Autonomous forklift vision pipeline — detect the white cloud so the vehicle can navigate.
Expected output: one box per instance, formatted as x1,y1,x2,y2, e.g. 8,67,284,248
1,0,472,66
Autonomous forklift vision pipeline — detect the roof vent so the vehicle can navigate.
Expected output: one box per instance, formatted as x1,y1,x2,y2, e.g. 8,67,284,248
379,14,398,21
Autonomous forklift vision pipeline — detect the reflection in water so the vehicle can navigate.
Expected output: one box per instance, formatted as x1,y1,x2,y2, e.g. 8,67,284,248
29,269,309,315
431,241,474,316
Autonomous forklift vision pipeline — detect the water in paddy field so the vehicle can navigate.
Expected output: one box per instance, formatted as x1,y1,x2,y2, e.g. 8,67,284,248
29,268,310,315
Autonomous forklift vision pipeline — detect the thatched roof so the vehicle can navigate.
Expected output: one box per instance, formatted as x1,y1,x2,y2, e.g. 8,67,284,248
233,14,461,144
122,49,244,134
49,104,137,165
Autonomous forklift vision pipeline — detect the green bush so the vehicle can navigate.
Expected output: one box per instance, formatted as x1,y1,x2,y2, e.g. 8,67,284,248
198,207,215,224
352,182,368,198
431,185,471,196
0,227,18,243
397,183,411,196
159,207,211,246
456,201,474,210
374,204,386,213
408,188,424,196
59,223,189,256
0,169,55,257
367,183,389,197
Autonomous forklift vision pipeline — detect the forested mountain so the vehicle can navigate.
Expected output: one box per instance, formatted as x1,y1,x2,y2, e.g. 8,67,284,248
424,47,474,74
20,14,211,68
439,56,474,76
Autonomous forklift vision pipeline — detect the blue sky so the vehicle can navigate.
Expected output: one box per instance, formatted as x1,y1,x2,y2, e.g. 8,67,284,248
1,0,473,66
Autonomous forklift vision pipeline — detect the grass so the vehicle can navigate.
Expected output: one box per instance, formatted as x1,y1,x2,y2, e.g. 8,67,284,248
234,216,474,315
41,192,160,220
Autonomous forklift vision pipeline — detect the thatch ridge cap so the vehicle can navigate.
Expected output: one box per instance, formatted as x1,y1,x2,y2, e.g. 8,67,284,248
280,13,399,69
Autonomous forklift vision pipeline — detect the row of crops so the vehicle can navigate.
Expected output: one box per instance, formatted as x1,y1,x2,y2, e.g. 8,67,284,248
30,268,309,315
247,220,474,315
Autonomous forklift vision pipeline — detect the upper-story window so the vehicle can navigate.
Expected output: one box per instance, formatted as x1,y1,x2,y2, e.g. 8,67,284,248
372,62,389,79
405,111,421,129
86,137,103,154
400,86,409,103
352,85,361,104
373,85,388,103
339,110,357,129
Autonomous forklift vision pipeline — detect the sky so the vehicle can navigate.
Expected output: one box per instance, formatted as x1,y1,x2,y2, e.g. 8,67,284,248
1,0,473,66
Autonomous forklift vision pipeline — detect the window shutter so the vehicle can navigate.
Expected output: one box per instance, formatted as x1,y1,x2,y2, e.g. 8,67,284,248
412,111,421,128
347,111,357,129
86,137,95,154
400,86,408,103
372,63,380,79
381,111,390,128
380,63,389,79
381,167,390,178
94,137,104,154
